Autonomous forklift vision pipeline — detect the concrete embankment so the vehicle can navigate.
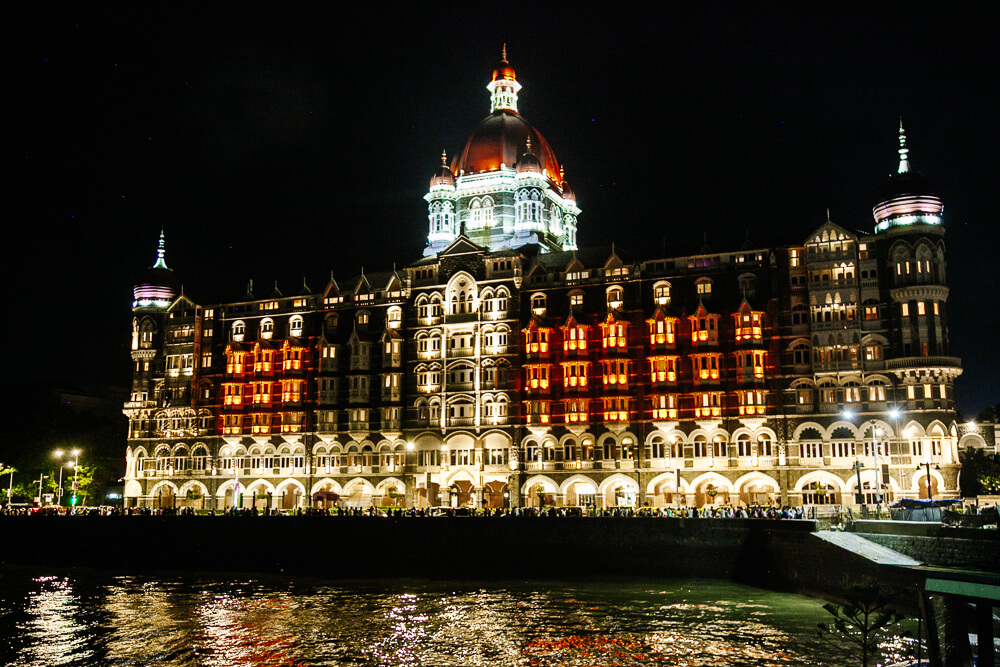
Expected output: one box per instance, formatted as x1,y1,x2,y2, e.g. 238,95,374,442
2,516,994,601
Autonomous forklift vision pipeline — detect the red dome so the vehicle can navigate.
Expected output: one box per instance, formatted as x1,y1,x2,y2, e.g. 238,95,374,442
451,111,561,179
492,62,517,82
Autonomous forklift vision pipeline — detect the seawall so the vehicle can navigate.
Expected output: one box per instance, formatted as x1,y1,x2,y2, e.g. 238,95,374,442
2,516,994,601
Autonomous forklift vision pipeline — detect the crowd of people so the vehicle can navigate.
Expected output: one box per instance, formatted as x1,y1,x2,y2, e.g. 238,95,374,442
0,503,809,519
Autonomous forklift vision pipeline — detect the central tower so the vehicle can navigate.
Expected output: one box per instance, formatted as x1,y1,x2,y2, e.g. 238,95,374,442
423,51,580,256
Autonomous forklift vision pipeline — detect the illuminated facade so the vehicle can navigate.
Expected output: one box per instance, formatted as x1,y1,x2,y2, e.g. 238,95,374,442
124,60,969,511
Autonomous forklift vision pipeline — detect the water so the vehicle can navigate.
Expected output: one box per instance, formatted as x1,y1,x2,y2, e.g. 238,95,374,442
0,569,912,666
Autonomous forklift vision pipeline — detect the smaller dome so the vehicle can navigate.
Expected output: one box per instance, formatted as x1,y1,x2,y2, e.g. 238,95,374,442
133,266,178,308
561,180,576,203
133,230,179,308
429,149,455,189
430,164,455,188
492,58,516,82
516,148,541,175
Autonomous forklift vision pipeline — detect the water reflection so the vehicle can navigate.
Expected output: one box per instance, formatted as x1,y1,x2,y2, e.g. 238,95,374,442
1,571,900,666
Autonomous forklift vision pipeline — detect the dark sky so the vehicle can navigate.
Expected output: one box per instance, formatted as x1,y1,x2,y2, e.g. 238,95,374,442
14,4,999,417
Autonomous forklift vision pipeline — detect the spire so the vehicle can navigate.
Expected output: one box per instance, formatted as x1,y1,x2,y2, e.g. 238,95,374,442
152,229,169,270
488,47,521,113
826,207,831,223
897,118,910,174
441,149,447,165
525,137,533,154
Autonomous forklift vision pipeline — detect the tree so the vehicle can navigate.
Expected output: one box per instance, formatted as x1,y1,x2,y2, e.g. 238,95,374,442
958,447,1000,497
817,585,909,667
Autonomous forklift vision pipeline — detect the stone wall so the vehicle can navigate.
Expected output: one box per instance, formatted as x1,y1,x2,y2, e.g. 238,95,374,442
850,520,998,571
4,516,991,603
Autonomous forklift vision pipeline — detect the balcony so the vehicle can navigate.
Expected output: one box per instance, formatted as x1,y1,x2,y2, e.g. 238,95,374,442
124,400,158,410
885,356,961,371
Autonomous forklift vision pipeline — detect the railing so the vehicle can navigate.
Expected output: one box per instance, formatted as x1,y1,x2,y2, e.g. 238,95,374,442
885,356,961,370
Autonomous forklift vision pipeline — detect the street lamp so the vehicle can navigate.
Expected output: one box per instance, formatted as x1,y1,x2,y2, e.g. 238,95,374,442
842,410,868,513
53,450,69,507
69,449,81,507
36,474,48,507
1,463,14,507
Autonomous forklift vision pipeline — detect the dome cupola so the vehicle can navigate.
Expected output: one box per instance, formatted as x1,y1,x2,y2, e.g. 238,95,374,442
873,120,943,233
516,138,542,176
487,44,521,113
132,230,179,309
429,150,456,190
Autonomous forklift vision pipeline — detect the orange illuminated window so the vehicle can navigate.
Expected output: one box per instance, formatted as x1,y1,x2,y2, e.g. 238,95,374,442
565,398,589,423
563,325,588,351
693,392,722,418
601,322,627,348
527,365,551,390
648,318,676,345
648,356,678,383
651,394,678,420
526,328,551,354
738,390,765,415
602,360,628,386
602,397,629,422
561,362,589,388
734,312,763,341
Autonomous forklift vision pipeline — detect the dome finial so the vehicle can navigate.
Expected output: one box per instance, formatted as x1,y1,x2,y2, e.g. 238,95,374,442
152,228,169,270
502,43,507,63
441,149,448,165
897,118,910,174
525,137,532,154
826,207,831,223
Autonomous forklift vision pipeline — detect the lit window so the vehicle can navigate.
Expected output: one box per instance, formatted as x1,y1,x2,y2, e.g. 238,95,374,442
901,303,909,317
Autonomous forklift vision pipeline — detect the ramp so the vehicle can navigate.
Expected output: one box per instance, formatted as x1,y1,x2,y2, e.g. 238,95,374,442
814,530,922,566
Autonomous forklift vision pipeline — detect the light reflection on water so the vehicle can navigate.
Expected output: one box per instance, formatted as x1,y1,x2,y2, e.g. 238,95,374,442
0,570,891,666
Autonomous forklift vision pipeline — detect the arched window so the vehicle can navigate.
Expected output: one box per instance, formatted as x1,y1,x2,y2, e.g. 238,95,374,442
531,293,546,315
289,316,304,337
232,321,246,342
653,281,671,305
387,306,402,329
260,319,274,339
606,286,623,310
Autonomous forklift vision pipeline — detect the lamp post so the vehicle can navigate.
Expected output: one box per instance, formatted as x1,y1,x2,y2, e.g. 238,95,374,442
69,449,81,507
852,459,866,515
2,464,14,507
36,474,48,507
842,410,867,514
53,450,68,507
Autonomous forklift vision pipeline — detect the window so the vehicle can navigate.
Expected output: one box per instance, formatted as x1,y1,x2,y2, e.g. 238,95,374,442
696,279,712,296
260,319,274,339
531,293,546,315
387,307,402,329
569,291,583,308
289,316,304,337
653,282,671,305
232,321,245,342
901,303,909,317
606,287,623,310
651,394,677,419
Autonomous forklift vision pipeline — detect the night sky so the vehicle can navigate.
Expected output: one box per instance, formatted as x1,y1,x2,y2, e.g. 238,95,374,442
14,5,999,418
